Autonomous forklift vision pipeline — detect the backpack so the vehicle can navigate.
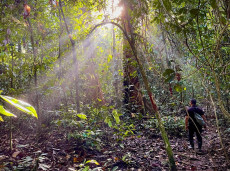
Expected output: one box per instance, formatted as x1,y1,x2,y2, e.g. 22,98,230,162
194,112,206,126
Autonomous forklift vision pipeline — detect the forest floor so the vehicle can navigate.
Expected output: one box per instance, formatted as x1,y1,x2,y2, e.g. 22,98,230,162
0,118,229,171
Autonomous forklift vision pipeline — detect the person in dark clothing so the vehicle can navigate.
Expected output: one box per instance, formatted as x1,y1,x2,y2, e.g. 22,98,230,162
185,99,206,151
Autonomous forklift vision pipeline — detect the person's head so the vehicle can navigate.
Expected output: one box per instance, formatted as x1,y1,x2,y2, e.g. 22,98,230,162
190,99,196,106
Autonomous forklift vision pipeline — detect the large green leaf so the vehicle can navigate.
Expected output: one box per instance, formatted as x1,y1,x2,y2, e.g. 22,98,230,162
0,95,37,118
0,105,17,118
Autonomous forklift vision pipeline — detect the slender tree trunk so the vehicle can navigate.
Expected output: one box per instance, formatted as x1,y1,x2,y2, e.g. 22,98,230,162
180,92,183,103
9,117,12,151
213,70,230,118
27,18,40,120
112,0,119,107
192,86,194,98
58,6,63,77
10,46,14,89
59,0,80,112
18,41,22,89
203,82,229,163
162,29,170,67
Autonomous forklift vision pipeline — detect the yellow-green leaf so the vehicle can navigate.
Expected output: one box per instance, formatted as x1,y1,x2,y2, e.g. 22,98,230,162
77,113,87,120
112,109,121,124
0,105,17,117
85,159,99,165
0,95,37,118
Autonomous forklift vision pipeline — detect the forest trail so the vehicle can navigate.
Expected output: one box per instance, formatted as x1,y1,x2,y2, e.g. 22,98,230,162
171,122,228,170
99,119,229,170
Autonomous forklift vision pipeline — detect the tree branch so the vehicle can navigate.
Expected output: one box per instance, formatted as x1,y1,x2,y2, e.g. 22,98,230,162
59,0,75,45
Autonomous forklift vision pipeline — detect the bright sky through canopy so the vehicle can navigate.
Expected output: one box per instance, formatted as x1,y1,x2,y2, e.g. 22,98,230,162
106,0,123,19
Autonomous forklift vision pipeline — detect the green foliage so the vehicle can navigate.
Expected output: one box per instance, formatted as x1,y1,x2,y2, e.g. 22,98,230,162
112,123,136,139
104,108,122,127
53,105,135,147
158,116,185,136
145,116,185,137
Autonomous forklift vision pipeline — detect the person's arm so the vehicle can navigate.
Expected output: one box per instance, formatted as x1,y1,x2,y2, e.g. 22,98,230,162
199,108,207,125
201,115,206,122
185,115,189,130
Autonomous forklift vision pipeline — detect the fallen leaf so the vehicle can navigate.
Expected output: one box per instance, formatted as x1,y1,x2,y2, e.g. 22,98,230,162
86,159,99,165
73,157,78,163
12,151,21,158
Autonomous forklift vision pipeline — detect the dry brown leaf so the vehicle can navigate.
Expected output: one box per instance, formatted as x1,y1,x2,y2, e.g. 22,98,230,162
12,151,21,158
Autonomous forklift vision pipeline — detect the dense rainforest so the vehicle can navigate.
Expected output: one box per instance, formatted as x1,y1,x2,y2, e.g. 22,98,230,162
0,0,229,170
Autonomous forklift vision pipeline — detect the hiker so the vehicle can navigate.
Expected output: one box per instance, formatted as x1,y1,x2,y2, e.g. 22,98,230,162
185,99,206,152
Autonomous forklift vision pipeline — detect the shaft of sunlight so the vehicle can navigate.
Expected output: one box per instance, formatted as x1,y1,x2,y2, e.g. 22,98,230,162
106,0,123,19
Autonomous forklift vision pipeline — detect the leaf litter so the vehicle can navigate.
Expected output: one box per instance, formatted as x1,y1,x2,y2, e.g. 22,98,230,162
0,118,229,170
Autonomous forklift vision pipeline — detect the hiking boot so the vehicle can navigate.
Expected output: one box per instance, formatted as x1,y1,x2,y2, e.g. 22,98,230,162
196,149,204,155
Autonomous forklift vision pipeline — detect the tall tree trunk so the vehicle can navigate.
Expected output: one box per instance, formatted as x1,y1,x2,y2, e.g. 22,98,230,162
59,0,80,112
122,1,144,114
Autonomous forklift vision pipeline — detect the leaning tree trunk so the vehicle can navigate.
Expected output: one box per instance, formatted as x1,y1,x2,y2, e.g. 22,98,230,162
121,1,176,169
